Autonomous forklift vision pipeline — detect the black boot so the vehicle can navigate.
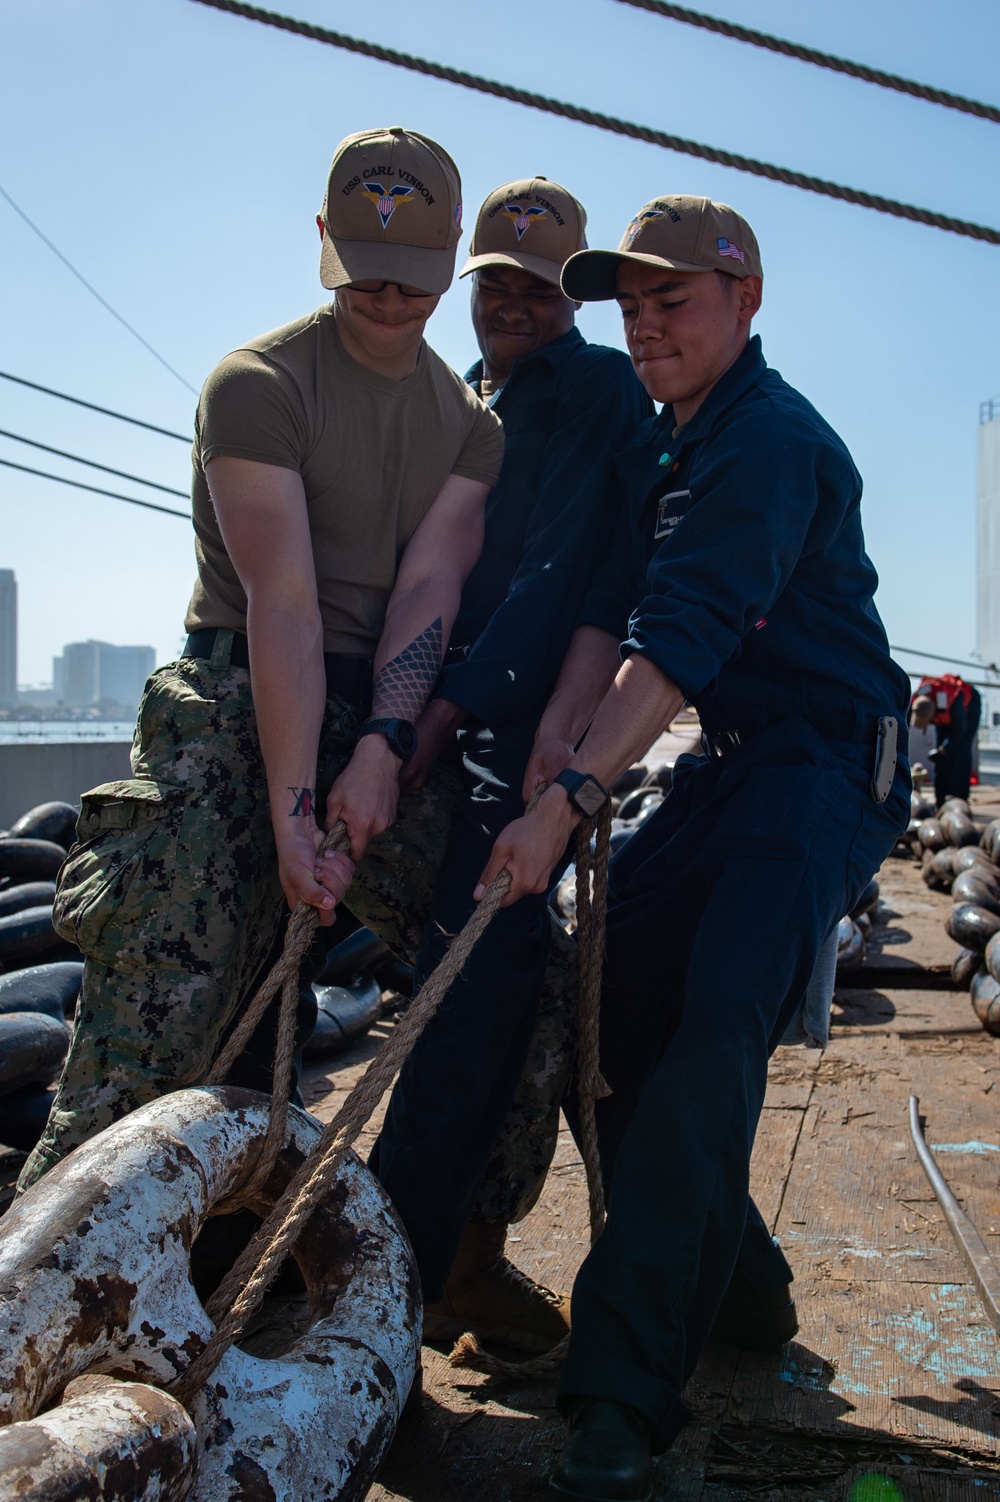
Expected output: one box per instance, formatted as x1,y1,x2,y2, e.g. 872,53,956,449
710,1271,798,1350
549,1400,653,1502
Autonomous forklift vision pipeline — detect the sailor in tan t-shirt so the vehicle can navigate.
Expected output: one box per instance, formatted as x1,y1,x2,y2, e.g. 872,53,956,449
20,128,504,1190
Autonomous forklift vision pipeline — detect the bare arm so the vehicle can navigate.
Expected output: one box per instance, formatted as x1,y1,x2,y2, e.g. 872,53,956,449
326,473,488,858
206,457,354,923
521,625,624,802
476,652,684,906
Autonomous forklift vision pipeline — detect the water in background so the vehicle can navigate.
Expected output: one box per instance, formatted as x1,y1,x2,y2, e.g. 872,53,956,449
0,722,135,745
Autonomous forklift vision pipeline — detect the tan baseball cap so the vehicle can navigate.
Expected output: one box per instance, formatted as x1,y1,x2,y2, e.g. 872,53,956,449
561,195,762,301
459,178,587,289
319,126,463,295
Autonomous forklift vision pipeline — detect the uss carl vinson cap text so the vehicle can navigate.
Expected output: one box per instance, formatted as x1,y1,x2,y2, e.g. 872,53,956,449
319,126,463,295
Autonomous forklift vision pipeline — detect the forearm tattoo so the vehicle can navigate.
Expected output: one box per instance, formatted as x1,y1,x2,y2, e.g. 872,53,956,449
288,787,315,817
373,617,443,721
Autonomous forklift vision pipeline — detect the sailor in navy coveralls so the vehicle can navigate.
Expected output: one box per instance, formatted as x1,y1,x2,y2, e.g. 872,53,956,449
370,179,650,1347
475,196,911,1501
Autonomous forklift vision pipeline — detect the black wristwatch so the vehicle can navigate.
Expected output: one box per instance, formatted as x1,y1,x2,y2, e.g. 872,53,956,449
552,768,610,817
358,716,418,763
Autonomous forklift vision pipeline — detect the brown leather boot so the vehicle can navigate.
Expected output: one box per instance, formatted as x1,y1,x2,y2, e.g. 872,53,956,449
423,1218,571,1354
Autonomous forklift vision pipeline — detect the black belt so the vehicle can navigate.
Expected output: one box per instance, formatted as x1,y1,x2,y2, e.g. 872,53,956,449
701,707,889,759
183,627,373,704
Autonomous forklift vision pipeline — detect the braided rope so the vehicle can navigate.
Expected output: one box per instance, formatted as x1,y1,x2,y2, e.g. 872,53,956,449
572,809,613,1238
186,0,1000,247
614,0,1000,125
174,858,513,1403
204,821,352,1201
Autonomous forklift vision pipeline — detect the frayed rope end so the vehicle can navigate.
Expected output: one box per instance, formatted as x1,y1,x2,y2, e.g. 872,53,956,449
448,1331,489,1369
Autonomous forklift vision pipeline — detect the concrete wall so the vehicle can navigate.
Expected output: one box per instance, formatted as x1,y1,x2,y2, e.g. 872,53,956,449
0,742,132,828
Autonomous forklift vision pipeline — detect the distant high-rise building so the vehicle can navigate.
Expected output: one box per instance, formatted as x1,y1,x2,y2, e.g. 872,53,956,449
976,395,1000,741
99,644,156,709
0,571,16,709
58,640,155,712
61,642,102,707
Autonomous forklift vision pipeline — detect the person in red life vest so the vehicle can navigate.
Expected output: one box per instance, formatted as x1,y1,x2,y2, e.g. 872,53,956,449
910,673,981,806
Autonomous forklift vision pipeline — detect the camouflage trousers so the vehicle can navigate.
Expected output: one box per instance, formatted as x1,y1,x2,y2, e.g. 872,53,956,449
18,651,578,1216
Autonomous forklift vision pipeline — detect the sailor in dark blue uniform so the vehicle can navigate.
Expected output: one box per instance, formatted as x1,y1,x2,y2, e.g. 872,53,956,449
369,179,650,1350
475,195,911,1500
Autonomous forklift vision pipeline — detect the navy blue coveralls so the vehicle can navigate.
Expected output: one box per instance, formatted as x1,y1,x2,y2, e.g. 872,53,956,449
371,326,650,1299
558,336,911,1445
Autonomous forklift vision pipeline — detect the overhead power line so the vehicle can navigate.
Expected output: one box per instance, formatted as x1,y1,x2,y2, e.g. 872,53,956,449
891,645,999,676
0,457,189,519
902,669,995,691
186,0,1000,248
0,428,188,498
612,0,1000,126
0,370,191,443
0,183,199,396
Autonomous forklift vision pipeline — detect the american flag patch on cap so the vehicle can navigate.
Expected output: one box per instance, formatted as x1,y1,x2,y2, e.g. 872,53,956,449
717,237,745,264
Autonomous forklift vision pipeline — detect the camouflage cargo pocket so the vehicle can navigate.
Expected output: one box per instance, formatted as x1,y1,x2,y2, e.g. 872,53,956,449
53,779,188,967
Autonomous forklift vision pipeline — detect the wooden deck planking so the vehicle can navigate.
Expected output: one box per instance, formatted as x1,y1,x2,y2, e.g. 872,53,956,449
369,847,1000,1495
367,1041,811,1500
6,794,1000,1496
715,854,1000,1478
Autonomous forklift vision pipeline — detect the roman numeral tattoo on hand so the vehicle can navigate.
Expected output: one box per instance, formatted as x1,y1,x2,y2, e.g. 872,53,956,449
373,617,443,721
288,787,315,817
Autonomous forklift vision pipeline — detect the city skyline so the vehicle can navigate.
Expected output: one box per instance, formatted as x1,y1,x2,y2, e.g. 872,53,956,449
0,568,155,711
2,0,999,688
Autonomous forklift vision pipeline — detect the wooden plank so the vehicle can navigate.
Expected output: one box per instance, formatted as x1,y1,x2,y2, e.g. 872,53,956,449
721,1021,1000,1460
764,1045,823,1111
865,854,955,979
373,1350,565,1502
727,1278,1000,1457
274,827,1000,1492
831,986,980,1037
752,1105,811,1234
774,1031,1000,1277
699,1446,1000,1499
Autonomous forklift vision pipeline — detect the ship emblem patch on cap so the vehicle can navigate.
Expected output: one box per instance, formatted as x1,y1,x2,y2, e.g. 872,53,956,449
501,203,547,241
625,208,664,247
717,237,745,264
362,183,415,228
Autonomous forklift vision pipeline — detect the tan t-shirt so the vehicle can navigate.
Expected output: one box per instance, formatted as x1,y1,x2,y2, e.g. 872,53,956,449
185,306,504,655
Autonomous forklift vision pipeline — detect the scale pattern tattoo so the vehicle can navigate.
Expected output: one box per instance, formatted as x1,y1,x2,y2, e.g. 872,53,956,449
373,617,443,721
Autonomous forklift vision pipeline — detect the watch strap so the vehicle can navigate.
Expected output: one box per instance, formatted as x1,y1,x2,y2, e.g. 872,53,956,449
358,716,417,762
552,768,610,816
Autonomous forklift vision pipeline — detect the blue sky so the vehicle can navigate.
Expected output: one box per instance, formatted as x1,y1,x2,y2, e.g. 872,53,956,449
2,0,999,686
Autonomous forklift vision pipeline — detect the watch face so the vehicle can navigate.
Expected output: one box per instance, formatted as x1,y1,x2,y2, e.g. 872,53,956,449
574,777,608,817
396,721,418,760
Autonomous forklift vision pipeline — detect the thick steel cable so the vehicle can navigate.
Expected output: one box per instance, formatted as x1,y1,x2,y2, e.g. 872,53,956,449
613,0,1000,126
186,0,1000,248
